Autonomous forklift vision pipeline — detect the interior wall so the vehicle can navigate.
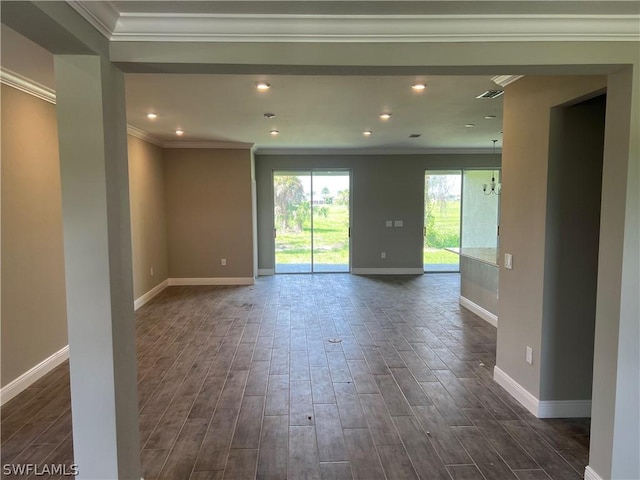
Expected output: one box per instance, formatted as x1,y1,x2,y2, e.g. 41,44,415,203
460,258,499,316
163,148,254,279
255,154,501,272
1,84,68,387
541,94,606,402
497,75,607,399
590,67,639,480
0,82,173,387
128,136,169,299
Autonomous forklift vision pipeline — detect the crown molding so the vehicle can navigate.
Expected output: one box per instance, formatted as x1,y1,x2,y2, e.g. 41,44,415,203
0,68,56,104
126,125,164,147
0,68,170,148
163,141,255,150
66,1,119,39
492,75,525,87
67,8,640,43
255,147,502,156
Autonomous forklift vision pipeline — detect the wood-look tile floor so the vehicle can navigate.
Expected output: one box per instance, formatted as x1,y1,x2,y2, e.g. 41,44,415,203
1,274,591,480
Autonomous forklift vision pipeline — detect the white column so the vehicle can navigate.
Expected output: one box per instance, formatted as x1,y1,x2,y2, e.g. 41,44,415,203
54,55,141,480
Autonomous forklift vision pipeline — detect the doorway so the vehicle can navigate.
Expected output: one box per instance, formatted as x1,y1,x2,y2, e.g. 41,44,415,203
274,170,350,273
541,93,606,405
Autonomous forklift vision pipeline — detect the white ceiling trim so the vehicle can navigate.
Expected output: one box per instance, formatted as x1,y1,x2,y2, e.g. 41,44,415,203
126,125,164,147
163,141,255,150
67,0,120,39
0,68,56,104
0,67,171,148
492,75,525,87
255,147,502,156
66,3,640,43
110,15,640,43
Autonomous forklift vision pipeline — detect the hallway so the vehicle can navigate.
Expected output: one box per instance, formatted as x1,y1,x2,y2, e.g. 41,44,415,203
1,274,589,479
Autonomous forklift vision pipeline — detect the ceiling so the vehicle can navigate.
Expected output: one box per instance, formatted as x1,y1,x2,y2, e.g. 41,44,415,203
2,1,638,152
124,73,505,151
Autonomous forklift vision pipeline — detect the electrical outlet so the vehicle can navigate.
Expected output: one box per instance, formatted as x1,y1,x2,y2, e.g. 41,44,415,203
221,258,227,266
381,252,386,259
150,267,154,276
526,346,533,365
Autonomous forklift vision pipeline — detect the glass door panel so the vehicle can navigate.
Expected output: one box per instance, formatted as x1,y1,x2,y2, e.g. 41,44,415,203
424,171,462,272
461,170,500,264
274,170,351,273
274,171,312,273
312,171,350,272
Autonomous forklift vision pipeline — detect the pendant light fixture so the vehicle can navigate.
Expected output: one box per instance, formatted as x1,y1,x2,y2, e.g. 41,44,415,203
483,140,501,195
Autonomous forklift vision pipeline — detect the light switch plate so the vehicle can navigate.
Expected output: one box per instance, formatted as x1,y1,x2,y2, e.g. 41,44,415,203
526,346,533,365
394,220,403,227
385,220,393,227
504,253,513,269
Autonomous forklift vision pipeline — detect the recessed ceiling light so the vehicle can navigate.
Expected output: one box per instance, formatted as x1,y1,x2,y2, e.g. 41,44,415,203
485,115,497,119
256,82,271,91
465,124,475,128
147,113,158,120
264,113,276,119
270,130,279,136
363,130,373,136
379,113,392,120
175,129,184,136
411,83,427,91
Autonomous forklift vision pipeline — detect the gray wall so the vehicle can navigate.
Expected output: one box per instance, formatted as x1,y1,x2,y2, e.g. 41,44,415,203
541,94,605,402
0,82,171,388
1,84,68,388
164,148,255,279
460,257,499,316
128,136,169,299
255,154,501,272
497,75,607,399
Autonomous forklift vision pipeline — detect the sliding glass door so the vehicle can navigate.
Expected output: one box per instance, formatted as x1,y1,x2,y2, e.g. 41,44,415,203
274,172,312,272
424,169,501,272
424,171,462,272
274,170,350,273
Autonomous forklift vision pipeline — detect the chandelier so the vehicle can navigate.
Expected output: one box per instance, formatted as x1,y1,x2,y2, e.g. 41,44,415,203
483,140,501,196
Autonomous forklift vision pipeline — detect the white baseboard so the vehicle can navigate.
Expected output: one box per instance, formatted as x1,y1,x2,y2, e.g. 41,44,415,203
258,269,274,276
1,345,69,406
134,279,169,310
459,295,498,327
584,466,603,480
351,268,424,275
168,277,255,286
538,399,592,418
493,366,592,418
493,365,540,416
